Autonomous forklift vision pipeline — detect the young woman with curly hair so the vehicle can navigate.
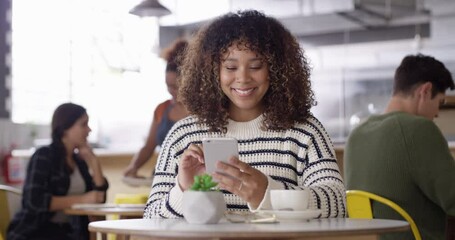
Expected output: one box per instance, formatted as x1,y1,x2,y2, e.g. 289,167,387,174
144,10,345,219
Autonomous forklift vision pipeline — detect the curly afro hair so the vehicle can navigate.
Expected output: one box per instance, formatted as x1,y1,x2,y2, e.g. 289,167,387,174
179,10,315,133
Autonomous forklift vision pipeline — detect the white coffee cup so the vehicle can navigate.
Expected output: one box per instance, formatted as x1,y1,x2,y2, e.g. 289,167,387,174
270,189,310,211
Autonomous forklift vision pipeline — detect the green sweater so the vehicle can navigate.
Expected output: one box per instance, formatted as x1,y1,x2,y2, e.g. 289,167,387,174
344,112,455,240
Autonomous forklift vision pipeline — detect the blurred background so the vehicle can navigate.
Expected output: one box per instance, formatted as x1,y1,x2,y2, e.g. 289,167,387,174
1,0,455,153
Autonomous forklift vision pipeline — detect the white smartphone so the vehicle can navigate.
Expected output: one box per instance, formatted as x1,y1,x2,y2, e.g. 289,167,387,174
202,137,239,175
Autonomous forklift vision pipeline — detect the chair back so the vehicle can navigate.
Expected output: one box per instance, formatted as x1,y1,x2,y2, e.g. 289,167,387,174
346,190,421,240
0,185,22,239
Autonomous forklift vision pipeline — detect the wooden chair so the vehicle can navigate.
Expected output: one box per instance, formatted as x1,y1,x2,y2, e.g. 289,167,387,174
0,185,22,239
346,190,422,240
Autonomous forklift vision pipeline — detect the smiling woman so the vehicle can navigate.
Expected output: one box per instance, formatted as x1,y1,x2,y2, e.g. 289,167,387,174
144,9,346,220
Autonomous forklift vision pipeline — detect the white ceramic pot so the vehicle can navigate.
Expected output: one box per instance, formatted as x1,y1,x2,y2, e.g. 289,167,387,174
182,191,226,224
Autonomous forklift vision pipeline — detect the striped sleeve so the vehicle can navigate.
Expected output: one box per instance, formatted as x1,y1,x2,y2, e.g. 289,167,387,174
144,122,185,218
297,116,345,217
143,118,207,218
262,116,346,218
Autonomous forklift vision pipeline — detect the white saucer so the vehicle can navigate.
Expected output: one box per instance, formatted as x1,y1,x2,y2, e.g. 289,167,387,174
122,176,153,187
256,209,322,221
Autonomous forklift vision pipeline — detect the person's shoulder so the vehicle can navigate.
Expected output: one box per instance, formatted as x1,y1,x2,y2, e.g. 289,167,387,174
167,115,206,133
29,145,55,166
153,99,173,121
287,115,332,140
174,114,199,125
159,99,172,107
162,115,209,147
293,115,326,130
154,99,172,112
32,145,53,157
385,112,443,141
391,112,437,129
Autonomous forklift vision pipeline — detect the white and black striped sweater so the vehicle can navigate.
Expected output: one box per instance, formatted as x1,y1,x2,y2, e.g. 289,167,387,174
144,114,346,219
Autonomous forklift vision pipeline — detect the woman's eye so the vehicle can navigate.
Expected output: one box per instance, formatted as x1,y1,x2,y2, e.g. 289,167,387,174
225,66,237,70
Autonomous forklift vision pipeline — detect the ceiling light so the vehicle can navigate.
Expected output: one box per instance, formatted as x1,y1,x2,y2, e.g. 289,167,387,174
129,0,171,17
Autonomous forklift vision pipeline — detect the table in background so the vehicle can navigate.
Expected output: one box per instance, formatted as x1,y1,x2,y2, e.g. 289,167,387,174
89,218,410,240
65,204,145,218
65,204,145,240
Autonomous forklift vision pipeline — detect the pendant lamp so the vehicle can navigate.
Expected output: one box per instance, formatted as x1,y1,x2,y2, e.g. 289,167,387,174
129,0,171,17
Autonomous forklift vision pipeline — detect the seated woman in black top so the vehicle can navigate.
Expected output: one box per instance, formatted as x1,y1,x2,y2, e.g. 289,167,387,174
7,103,109,240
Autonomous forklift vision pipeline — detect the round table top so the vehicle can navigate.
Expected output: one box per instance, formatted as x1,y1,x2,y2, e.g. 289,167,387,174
64,203,144,217
89,217,410,239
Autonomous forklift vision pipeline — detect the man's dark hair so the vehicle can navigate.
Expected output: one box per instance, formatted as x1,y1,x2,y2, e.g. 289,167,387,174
394,54,454,97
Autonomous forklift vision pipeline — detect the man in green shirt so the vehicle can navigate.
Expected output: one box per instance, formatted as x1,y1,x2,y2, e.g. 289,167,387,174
344,54,455,240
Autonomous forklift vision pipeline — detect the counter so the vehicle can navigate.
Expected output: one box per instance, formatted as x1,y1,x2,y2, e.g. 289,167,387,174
11,148,157,203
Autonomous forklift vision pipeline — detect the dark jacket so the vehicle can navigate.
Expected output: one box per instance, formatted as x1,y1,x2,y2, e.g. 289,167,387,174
7,145,109,240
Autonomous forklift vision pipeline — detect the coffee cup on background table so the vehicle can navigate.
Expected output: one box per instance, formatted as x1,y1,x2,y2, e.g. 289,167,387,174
270,189,310,211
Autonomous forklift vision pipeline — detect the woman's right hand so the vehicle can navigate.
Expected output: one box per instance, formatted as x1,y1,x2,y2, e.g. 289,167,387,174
123,165,141,178
83,191,105,203
177,144,206,191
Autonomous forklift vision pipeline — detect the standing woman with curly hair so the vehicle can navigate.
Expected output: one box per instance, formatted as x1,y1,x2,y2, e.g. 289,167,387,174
144,10,345,218
124,38,189,179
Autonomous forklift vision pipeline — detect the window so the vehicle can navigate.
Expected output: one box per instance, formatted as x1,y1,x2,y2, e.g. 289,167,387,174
11,0,169,148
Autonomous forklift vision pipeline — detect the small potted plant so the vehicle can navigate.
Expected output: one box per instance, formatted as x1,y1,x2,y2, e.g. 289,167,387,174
182,174,227,224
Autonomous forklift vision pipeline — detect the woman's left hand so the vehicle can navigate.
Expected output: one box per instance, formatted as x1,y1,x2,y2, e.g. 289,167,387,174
213,157,268,209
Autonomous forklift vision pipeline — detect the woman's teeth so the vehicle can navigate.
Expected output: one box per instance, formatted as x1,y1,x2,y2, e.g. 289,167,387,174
233,88,254,95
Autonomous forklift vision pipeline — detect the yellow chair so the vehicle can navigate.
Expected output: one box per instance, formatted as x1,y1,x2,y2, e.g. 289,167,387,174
346,190,422,240
108,193,148,240
114,193,148,205
0,185,22,239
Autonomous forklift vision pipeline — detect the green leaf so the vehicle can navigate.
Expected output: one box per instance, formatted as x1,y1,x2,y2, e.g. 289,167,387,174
188,173,218,191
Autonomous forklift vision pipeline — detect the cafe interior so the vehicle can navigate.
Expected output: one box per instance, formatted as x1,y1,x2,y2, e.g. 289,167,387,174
1,0,455,239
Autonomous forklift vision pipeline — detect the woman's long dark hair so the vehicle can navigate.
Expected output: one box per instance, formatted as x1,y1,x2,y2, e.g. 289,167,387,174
50,103,86,160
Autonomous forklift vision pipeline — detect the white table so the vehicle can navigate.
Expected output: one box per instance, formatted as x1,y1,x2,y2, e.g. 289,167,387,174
65,204,145,240
65,203,145,218
89,217,410,240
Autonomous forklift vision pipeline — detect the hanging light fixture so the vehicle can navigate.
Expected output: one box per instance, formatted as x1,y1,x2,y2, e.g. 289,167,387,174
129,0,171,17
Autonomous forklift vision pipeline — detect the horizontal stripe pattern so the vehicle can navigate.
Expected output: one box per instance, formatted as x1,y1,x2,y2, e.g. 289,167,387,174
144,114,346,219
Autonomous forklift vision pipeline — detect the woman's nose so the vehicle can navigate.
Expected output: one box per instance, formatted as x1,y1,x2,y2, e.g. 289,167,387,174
235,68,250,82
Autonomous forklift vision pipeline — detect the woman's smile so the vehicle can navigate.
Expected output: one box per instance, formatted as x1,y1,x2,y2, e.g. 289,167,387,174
232,87,256,97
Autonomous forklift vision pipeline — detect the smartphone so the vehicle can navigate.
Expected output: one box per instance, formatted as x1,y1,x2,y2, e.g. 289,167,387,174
202,137,239,175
